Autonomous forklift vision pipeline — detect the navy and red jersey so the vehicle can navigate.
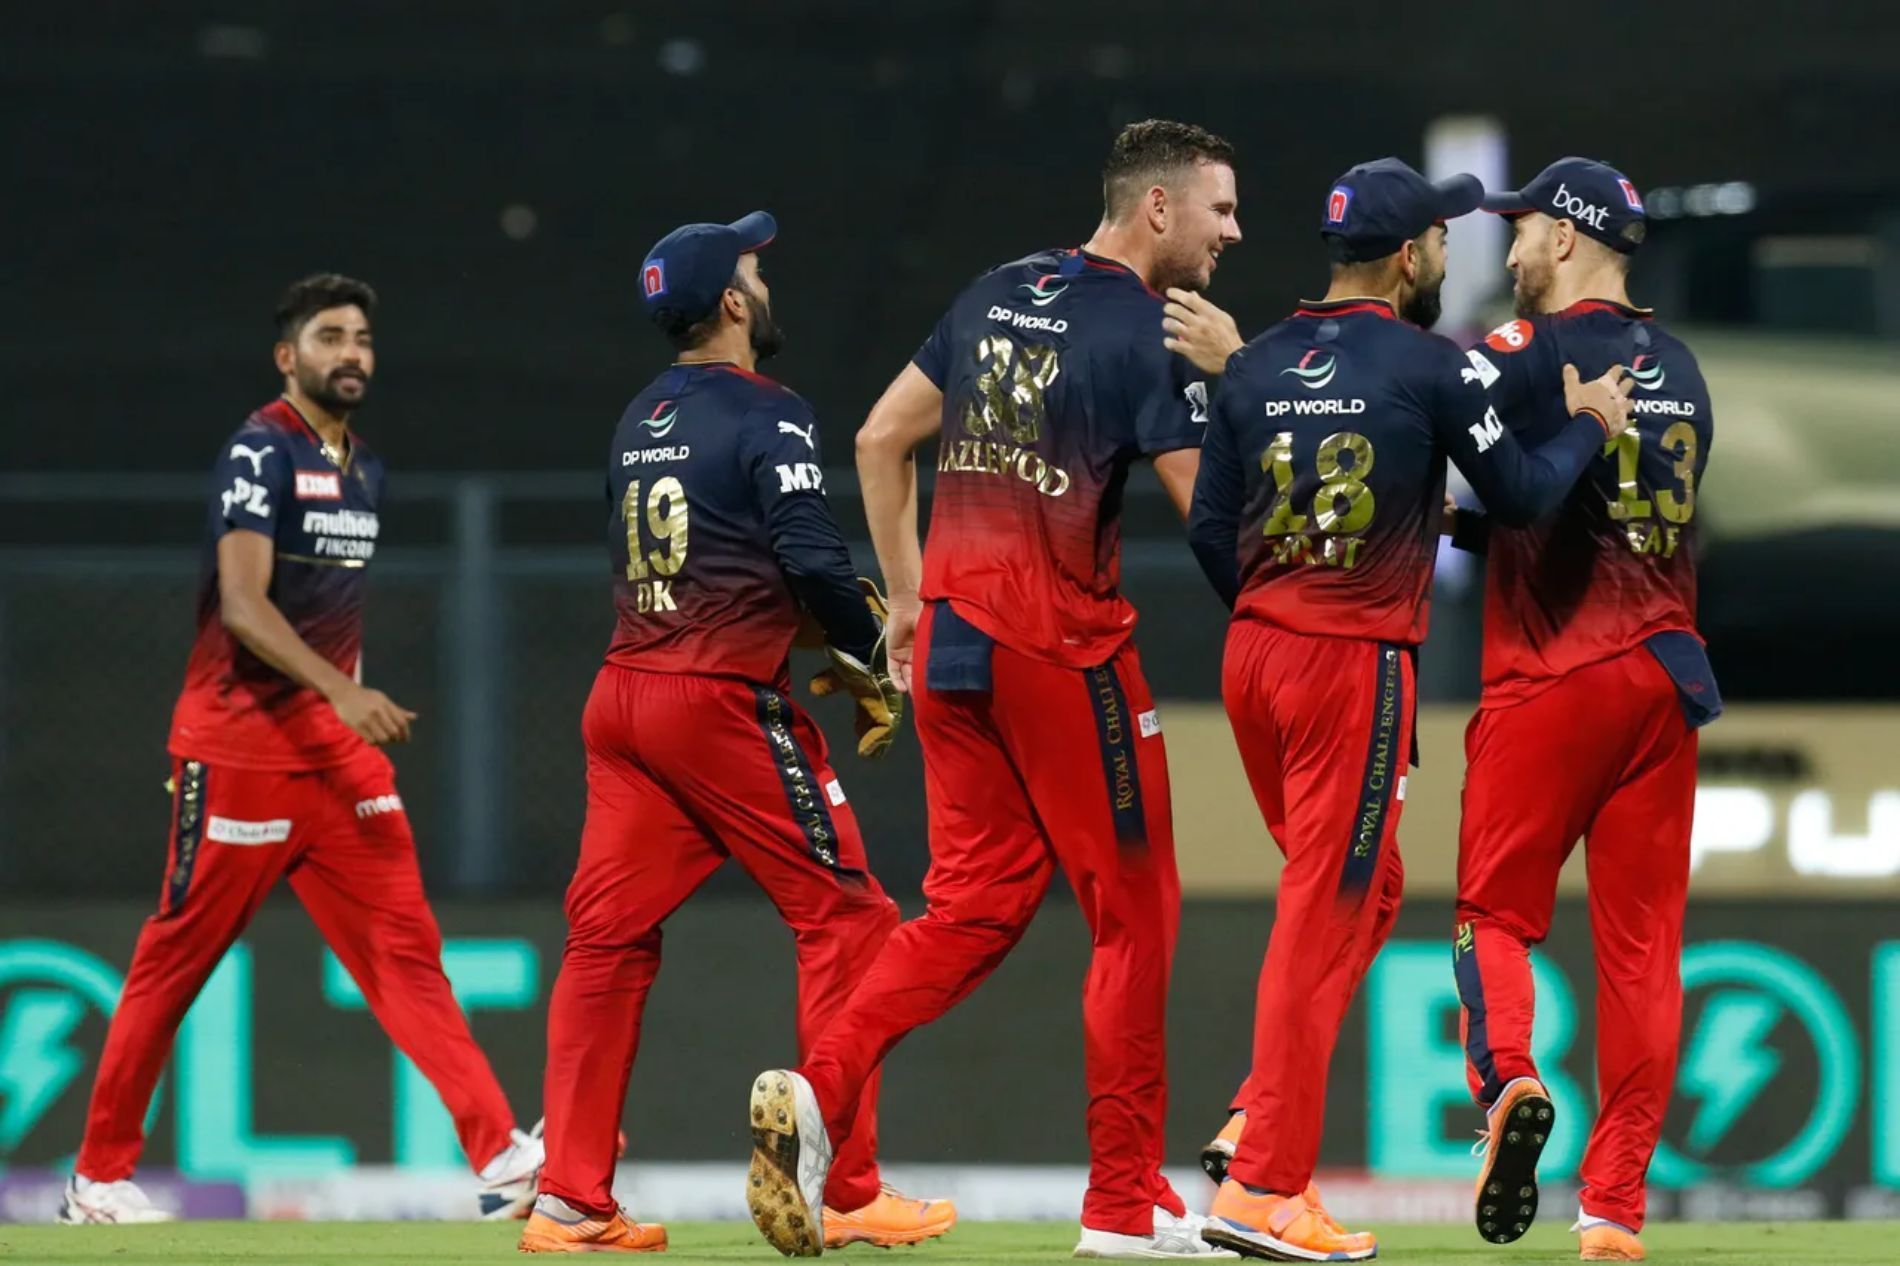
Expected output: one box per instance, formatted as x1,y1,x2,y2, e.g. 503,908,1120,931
170,398,384,770
1462,301,1713,701
1187,298,1608,646
914,247,1208,668
602,361,876,686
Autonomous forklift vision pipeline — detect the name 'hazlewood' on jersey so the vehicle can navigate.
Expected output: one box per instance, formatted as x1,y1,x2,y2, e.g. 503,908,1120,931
936,437,1072,497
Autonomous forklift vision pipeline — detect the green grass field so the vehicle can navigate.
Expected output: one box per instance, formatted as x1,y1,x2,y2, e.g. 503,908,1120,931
1,1221,1895,1266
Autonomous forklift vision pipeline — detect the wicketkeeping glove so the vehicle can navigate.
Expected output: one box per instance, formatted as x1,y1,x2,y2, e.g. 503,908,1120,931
808,578,905,759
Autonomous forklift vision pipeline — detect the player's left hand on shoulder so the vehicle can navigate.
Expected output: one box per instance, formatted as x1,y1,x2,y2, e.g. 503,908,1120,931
1162,287,1244,376
1563,362,1636,438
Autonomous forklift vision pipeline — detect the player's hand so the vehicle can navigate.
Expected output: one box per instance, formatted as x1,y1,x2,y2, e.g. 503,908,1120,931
884,596,919,696
330,682,417,745
1442,492,1459,537
1162,288,1244,375
1563,363,1635,439
808,578,906,758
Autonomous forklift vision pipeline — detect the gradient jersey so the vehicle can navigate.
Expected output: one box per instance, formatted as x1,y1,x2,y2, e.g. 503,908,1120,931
914,248,1208,668
1465,301,1713,700
1189,299,1608,645
603,361,872,686
169,398,384,770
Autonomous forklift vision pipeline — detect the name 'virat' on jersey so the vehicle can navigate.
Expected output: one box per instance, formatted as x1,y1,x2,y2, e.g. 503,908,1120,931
1465,301,1714,699
1191,298,1609,646
915,247,1207,668
170,398,384,770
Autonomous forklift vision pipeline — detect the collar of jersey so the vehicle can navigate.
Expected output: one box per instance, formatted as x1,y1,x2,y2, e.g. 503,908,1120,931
1292,296,1398,321
1069,247,1161,297
674,359,779,388
275,395,356,472
1558,298,1655,320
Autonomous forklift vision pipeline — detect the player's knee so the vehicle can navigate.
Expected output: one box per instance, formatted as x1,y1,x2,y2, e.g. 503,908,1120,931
565,911,662,957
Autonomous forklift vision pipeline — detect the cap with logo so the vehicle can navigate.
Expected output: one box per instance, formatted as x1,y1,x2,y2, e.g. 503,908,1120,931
1320,157,1485,263
639,210,778,329
1482,157,1646,254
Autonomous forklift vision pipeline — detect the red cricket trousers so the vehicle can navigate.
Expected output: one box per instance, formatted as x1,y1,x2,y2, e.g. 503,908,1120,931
76,745,517,1181
1221,620,1411,1196
1455,645,1696,1232
538,664,899,1217
797,603,1184,1236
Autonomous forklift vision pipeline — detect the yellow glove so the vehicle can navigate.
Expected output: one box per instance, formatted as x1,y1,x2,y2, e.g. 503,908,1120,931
808,578,905,758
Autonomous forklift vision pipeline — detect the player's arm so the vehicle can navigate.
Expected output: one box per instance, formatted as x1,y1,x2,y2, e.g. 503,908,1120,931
216,531,414,744
1153,449,1200,520
1184,373,1246,610
1129,331,1212,524
1434,356,1635,526
1447,321,1543,550
856,361,943,695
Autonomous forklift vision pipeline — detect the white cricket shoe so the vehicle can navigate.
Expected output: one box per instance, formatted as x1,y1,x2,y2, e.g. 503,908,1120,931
58,1174,175,1224
478,1119,546,1220
747,1068,833,1257
1075,1205,1240,1259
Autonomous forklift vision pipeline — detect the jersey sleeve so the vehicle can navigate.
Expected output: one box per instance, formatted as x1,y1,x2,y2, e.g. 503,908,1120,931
739,395,880,660
912,308,955,389
1184,361,1248,609
1427,342,1607,526
209,428,292,538
1460,317,1547,418
1126,334,1209,457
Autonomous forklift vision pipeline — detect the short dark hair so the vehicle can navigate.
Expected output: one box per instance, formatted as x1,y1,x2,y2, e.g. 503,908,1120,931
661,266,744,351
1326,225,1433,272
1102,119,1237,222
276,273,377,340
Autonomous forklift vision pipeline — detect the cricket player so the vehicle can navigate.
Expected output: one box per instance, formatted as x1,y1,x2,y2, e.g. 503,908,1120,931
62,275,544,1225
1172,158,1634,1262
745,119,1242,1260
1450,159,1717,1263
523,213,954,1254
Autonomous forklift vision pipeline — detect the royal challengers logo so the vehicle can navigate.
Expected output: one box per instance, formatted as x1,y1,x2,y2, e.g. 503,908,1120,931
1280,348,1338,390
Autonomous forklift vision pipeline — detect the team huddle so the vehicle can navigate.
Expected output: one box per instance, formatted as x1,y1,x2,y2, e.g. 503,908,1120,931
57,118,1715,1265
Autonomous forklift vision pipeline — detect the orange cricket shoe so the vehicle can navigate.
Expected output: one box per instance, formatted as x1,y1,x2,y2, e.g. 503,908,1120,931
1202,1178,1377,1262
823,1184,958,1248
518,1195,668,1254
1578,1220,1645,1261
1200,1112,1246,1185
1473,1077,1554,1246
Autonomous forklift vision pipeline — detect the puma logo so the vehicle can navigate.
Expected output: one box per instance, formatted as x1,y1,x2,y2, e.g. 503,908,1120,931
777,420,815,452
230,443,275,476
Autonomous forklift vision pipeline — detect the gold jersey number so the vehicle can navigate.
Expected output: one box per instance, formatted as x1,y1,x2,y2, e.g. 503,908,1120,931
1605,421,1697,525
965,336,1060,445
622,476,690,581
1260,429,1377,536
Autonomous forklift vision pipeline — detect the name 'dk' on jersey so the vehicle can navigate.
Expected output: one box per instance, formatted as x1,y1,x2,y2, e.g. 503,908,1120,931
914,248,1208,668
1192,298,1608,646
603,361,856,685
1464,302,1714,698
170,398,385,770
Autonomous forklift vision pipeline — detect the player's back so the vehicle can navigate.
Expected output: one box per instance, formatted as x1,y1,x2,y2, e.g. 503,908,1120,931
1213,299,1459,646
916,248,1206,668
603,360,817,685
1467,303,1713,699
171,398,384,769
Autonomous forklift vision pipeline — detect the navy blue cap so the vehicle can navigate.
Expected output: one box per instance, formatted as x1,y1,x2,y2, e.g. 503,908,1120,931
1320,158,1484,263
1483,158,1646,254
639,211,777,328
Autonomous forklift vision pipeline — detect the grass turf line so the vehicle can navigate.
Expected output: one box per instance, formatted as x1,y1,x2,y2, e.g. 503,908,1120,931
1,1221,1897,1265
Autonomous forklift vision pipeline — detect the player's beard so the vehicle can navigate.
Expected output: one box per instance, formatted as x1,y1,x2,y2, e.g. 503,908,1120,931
296,361,369,415
1152,233,1214,295
1401,272,1445,329
1513,250,1556,318
741,284,784,363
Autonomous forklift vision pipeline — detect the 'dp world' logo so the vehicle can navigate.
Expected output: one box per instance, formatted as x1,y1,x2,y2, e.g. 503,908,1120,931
640,401,679,437
1630,354,1666,391
1280,348,1338,390
1018,275,1068,308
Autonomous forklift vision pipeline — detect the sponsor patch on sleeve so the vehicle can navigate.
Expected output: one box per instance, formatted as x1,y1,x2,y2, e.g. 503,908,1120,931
1138,709,1162,738
1484,319,1535,353
1462,348,1502,389
825,778,847,807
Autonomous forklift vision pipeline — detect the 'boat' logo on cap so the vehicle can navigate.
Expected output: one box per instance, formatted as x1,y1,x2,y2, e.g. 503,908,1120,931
642,261,666,298
1326,186,1352,225
1618,178,1644,212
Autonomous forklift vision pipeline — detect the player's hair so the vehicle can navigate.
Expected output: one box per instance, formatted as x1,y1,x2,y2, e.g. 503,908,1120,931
1326,227,1434,276
275,273,377,340
661,266,745,351
1102,119,1237,223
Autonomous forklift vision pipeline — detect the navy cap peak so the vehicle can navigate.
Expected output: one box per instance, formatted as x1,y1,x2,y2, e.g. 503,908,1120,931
640,211,778,330
1320,157,1483,264
1483,158,1646,254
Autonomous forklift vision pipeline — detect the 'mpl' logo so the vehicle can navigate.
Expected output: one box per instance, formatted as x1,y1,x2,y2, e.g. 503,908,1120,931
1018,275,1069,308
1629,355,1666,392
1280,348,1338,390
